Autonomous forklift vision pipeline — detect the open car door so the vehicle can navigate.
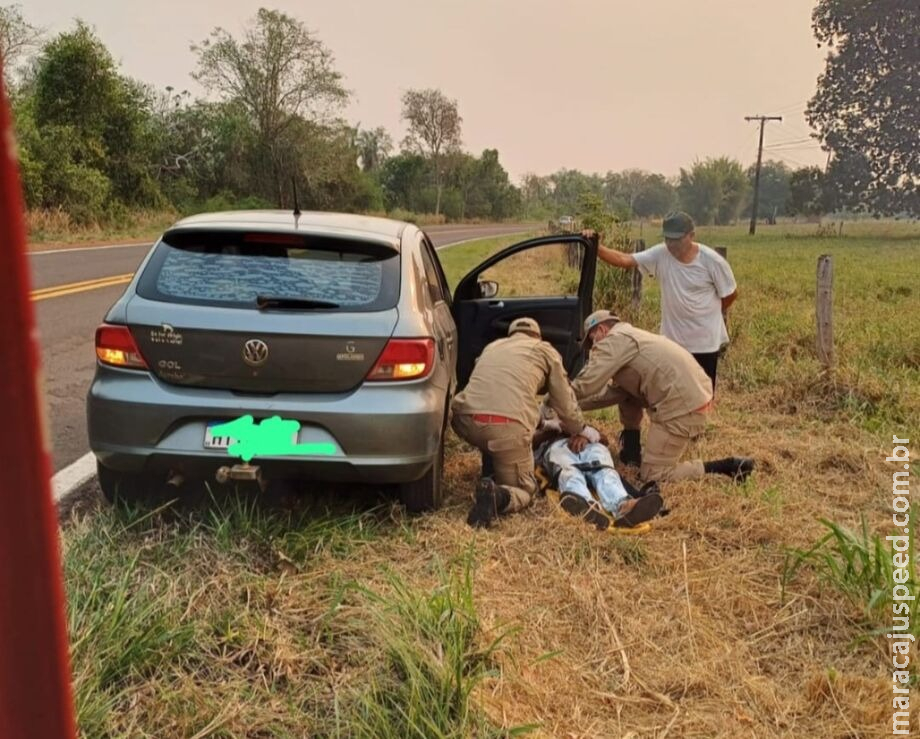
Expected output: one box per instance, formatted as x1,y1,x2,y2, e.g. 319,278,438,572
452,233,597,389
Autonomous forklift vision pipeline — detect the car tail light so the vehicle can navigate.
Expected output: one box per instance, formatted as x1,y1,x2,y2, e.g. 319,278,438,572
366,338,435,381
95,324,148,369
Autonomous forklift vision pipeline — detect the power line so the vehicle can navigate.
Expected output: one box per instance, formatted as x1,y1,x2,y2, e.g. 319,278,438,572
745,115,783,235
764,137,815,148
771,152,812,169
777,119,818,142
764,145,824,155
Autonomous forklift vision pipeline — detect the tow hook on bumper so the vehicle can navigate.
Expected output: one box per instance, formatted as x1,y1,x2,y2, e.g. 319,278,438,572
216,464,263,485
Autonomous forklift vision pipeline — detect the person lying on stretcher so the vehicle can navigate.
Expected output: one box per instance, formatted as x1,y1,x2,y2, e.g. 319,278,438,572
533,417,664,531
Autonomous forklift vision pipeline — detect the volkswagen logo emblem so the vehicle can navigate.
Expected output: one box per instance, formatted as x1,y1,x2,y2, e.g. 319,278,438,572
242,339,269,367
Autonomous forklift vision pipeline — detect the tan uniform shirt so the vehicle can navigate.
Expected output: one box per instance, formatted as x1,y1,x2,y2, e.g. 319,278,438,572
571,323,713,422
452,333,585,435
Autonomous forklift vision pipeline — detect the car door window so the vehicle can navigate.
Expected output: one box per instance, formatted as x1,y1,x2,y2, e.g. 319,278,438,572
419,239,449,305
424,239,452,304
477,240,584,297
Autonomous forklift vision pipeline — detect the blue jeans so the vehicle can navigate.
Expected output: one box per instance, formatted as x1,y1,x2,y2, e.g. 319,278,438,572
544,439,630,515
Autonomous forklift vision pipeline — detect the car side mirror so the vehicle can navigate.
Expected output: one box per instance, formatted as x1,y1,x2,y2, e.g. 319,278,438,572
478,280,499,299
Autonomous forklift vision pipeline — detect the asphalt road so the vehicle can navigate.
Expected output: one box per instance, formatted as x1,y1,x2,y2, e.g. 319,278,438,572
30,223,533,473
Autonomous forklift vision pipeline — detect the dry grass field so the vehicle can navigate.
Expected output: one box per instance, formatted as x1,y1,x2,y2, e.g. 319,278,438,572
61,222,919,737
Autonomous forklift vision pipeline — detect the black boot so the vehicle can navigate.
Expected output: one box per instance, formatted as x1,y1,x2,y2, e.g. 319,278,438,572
467,479,511,528
617,492,663,527
559,493,610,531
704,457,755,482
619,429,642,467
559,492,589,516
623,479,660,499
637,480,669,516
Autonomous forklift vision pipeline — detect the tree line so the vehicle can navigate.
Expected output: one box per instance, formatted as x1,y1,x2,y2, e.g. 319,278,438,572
0,2,916,227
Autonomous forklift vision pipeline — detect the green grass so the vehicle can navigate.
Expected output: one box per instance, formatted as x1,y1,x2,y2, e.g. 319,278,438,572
690,222,920,433
27,208,179,246
63,493,514,737
333,549,528,738
781,504,920,641
438,232,539,288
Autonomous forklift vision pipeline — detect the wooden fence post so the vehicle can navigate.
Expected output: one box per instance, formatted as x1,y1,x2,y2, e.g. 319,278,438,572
630,238,646,310
816,254,834,373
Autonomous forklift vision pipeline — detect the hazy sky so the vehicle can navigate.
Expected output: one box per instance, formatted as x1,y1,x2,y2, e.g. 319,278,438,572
21,0,830,181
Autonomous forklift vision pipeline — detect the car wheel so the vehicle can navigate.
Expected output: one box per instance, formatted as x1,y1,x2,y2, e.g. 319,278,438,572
400,432,445,513
97,462,152,505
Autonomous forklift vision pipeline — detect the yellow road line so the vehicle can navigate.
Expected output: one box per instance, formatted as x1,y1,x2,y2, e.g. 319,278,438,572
31,273,134,302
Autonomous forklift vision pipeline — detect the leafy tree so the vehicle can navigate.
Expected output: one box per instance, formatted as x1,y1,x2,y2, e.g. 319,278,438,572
379,152,429,212
632,174,676,218
605,169,675,218
823,148,874,215
807,0,920,215
745,160,790,222
548,169,603,215
400,88,462,216
468,148,519,220
678,157,749,225
788,166,826,217
604,169,646,213
355,126,392,173
34,22,121,140
519,172,552,217
151,95,255,206
193,8,348,205
0,4,42,86
26,22,164,217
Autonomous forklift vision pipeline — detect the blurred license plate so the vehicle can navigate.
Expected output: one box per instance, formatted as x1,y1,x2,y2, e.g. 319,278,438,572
203,423,297,450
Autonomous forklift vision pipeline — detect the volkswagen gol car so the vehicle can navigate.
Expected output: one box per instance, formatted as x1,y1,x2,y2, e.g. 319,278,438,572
87,211,596,510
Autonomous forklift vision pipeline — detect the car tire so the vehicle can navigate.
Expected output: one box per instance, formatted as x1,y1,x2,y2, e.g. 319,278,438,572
400,431,445,513
97,462,152,505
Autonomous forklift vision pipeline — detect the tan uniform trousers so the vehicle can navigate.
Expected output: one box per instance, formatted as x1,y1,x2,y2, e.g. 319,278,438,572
451,414,537,513
640,411,707,483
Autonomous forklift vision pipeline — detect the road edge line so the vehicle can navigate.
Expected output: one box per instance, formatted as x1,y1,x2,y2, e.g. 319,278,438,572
29,243,150,256
52,452,96,503
435,230,529,251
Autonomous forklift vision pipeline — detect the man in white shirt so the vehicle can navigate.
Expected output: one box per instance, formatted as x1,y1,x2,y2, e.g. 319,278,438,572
587,212,738,391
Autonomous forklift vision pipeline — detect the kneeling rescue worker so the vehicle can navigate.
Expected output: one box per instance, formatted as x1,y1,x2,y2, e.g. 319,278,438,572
451,317,599,528
572,310,754,484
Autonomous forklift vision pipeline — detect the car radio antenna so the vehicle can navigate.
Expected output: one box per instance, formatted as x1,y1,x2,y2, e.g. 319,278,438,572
292,177,301,217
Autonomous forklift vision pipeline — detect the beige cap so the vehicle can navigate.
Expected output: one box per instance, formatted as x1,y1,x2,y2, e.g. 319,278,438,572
509,317,541,337
581,309,620,347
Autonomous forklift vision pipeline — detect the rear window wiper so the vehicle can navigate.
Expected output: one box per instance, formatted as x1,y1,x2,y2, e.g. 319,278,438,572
256,295,340,310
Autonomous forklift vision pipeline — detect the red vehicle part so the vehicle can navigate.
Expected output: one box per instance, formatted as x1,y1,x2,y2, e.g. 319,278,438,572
0,62,77,738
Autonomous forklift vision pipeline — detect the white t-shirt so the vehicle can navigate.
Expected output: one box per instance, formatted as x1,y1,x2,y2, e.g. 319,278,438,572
632,242,737,353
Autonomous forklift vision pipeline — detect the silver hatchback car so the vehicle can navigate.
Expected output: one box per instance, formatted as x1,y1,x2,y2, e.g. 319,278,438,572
87,211,596,510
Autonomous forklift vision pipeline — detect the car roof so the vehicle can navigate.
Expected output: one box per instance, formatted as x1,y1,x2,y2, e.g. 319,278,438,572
165,210,411,247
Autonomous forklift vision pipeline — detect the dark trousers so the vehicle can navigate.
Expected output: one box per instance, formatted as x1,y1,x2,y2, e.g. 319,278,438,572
692,351,719,391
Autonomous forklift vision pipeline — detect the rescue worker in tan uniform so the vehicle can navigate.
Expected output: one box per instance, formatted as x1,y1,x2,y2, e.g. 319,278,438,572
452,317,600,528
572,310,754,484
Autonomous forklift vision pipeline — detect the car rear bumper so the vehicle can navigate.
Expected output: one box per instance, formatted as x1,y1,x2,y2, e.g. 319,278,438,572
87,365,446,483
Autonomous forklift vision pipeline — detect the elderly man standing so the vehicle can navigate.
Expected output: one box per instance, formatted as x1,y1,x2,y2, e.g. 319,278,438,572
452,317,598,528
572,310,754,484
587,211,738,390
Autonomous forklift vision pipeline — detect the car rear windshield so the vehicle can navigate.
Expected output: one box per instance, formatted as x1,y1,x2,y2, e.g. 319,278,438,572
136,231,400,311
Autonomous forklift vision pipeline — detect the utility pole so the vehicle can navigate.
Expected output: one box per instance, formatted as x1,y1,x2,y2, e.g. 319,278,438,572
745,115,782,235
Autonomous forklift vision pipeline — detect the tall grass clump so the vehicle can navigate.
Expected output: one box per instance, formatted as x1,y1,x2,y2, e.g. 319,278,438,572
334,549,532,738
64,510,198,734
782,506,919,640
